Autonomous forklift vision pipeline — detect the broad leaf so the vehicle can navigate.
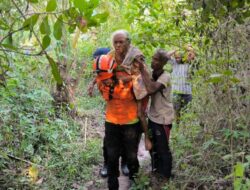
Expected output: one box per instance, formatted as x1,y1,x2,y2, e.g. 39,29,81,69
53,16,63,40
46,55,63,85
46,0,57,12
0,19,9,30
88,0,100,9
0,43,17,51
42,35,51,50
40,16,51,35
23,14,39,30
92,12,109,23
73,0,87,13
68,24,76,33
234,162,244,177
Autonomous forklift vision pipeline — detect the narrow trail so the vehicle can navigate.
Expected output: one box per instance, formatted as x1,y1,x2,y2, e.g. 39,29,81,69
76,116,151,190
84,131,151,190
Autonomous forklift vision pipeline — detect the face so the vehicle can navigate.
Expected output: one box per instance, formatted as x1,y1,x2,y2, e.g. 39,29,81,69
175,54,182,63
151,54,163,71
187,51,195,61
113,34,130,55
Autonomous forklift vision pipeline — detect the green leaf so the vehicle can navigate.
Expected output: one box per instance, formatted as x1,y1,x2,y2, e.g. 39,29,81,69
88,0,100,9
0,43,17,51
223,70,233,76
0,19,9,30
23,14,39,30
87,18,98,27
234,162,244,177
53,16,63,40
46,55,63,85
207,73,223,84
68,24,76,33
27,0,38,3
234,178,242,190
42,35,51,50
73,0,87,13
230,77,240,83
46,0,57,12
230,0,238,8
0,150,9,159
92,12,109,23
66,7,78,19
40,16,51,35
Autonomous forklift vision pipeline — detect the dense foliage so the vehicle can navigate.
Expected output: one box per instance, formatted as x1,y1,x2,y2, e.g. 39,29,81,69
0,0,249,189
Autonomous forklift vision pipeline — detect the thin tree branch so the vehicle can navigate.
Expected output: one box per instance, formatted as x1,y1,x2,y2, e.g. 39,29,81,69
0,48,44,56
0,26,27,44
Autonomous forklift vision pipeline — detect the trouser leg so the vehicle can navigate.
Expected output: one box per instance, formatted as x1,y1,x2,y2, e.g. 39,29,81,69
173,93,182,124
149,119,172,178
103,136,108,165
122,122,141,180
105,122,121,190
182,94,192,110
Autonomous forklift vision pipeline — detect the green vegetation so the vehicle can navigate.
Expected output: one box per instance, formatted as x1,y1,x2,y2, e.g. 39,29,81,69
0,0,249,189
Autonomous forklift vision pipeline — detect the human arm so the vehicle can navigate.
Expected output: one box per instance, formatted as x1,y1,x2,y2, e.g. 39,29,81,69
137,100,152,151
138,64,164,95
166,49,176,59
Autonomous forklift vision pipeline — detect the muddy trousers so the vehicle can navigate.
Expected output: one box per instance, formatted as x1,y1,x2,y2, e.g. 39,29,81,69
105,121,141,190
149,119,172,178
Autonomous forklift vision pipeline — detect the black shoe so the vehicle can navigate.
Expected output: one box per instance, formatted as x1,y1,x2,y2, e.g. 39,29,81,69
100,165,108,178
121,164,129,176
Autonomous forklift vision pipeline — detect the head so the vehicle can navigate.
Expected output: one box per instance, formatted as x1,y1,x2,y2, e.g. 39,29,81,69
151,49,169,71
174,51,182,63
184,44,195,62
93,47,110,59
187,51,195,61
111,30,131,56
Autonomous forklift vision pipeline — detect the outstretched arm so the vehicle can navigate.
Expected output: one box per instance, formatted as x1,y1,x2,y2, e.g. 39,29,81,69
139,63,164,94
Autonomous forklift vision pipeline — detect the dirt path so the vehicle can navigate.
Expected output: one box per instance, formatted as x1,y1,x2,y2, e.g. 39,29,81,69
119,137,151,190
85,135,151,190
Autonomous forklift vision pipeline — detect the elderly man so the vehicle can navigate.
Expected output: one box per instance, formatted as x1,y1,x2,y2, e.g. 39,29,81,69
88,47,130,178
100,30,143,190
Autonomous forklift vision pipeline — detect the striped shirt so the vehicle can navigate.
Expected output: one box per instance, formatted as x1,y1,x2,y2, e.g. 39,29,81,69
171,59,192,94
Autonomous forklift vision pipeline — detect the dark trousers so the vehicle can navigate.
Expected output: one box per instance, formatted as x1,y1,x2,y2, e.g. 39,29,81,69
149,119,172,178
105,121,141,190
173,93,192,123
103,136,127,166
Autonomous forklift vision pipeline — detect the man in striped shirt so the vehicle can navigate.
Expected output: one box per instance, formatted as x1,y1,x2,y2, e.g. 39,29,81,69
171,50,195,124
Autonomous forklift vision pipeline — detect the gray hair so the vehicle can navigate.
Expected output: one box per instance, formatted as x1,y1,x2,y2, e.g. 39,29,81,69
111,29,131,45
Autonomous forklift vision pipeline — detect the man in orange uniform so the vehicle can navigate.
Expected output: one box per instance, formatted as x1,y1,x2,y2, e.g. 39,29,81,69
93,53,141,190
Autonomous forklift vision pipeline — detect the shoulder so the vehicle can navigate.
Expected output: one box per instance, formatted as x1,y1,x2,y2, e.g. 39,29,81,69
157,72,171,87
159,72,170,81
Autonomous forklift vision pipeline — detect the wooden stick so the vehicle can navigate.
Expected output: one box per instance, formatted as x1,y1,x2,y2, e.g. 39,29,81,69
7,154,44,168
84,117,88,148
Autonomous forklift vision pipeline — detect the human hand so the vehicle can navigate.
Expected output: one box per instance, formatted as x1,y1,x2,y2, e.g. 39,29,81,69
166,50,176,59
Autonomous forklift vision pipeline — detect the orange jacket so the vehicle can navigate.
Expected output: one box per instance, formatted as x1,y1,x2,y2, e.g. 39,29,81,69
98,71,138,125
